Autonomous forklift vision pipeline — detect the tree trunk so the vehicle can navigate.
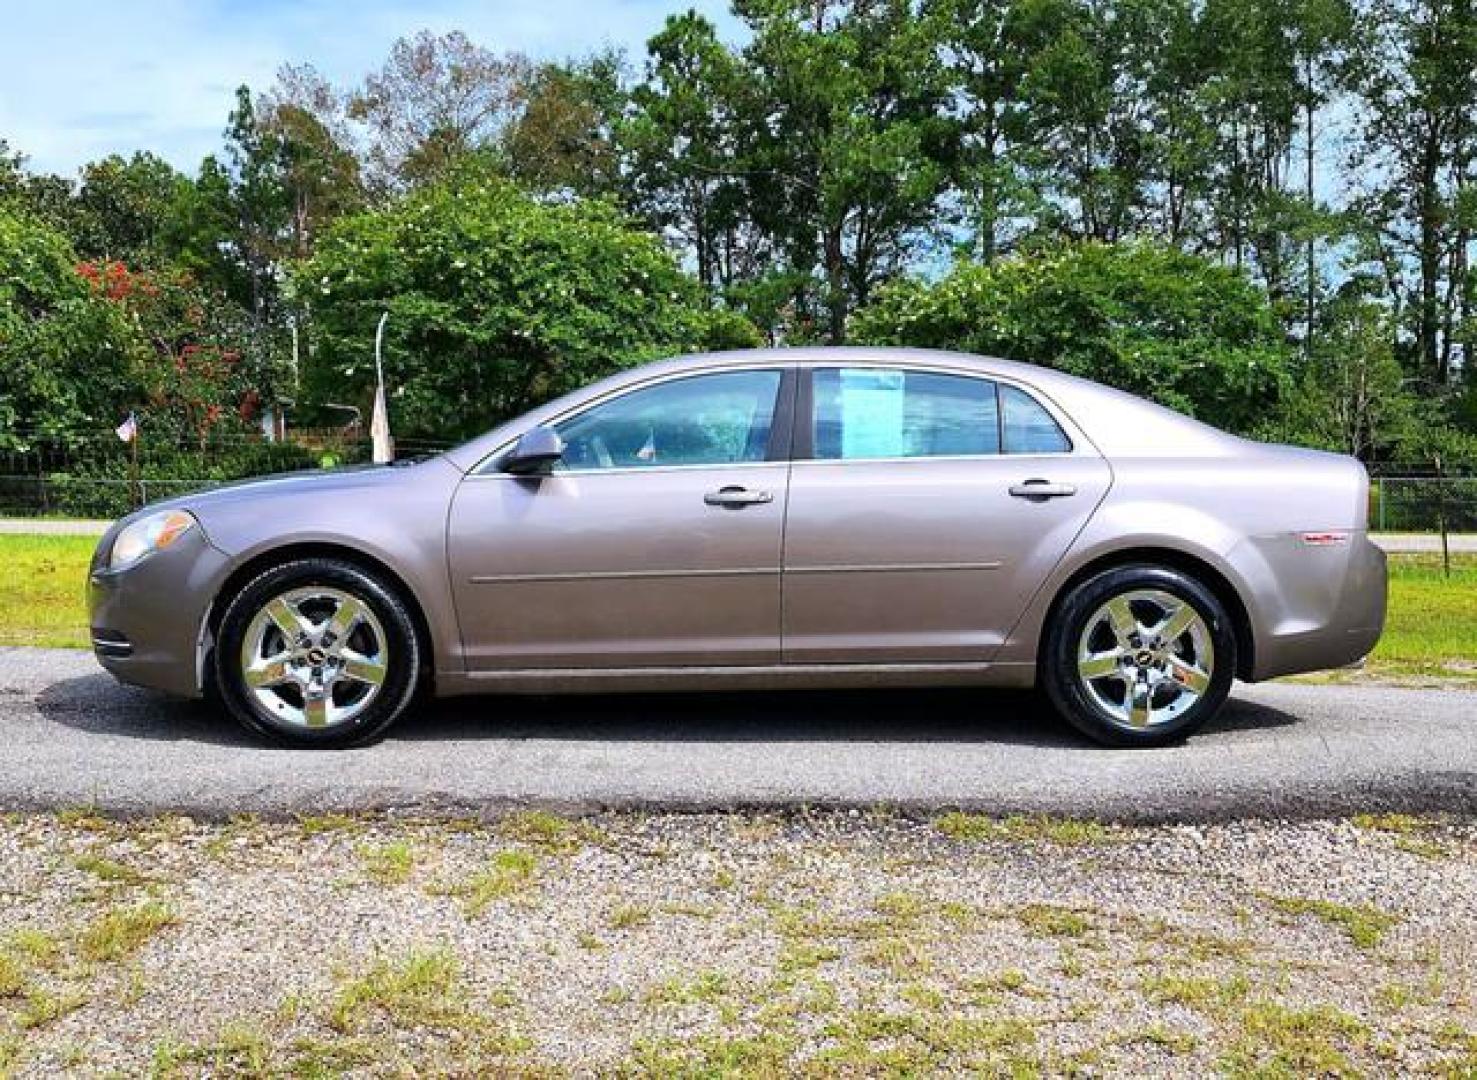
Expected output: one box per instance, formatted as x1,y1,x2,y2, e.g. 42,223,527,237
823,223,847,344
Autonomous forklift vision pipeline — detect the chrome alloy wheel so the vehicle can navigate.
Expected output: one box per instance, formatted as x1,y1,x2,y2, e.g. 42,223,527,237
239,586,389,730
1075,588,1214,730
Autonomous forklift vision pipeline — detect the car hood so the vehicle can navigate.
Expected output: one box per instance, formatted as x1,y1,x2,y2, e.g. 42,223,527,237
111,457,453,530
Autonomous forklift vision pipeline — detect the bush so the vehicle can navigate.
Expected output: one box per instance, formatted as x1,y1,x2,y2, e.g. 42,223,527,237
297,177,761,442
851,241,1292,435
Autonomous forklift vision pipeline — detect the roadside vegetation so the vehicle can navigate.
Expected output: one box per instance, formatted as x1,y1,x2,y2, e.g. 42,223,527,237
4,537,1471,683
0,811,1472,1075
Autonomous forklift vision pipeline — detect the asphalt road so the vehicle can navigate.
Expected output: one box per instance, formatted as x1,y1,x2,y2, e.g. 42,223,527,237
4,647,1474,822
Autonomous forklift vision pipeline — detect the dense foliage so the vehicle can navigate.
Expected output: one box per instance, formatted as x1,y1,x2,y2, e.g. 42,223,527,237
0,210,137,443
1,0,1475,478
298,179,758,440
852,244,1292,434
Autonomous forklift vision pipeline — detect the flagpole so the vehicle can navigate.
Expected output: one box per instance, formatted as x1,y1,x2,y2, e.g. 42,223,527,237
371,313,394,464
129,417,141,509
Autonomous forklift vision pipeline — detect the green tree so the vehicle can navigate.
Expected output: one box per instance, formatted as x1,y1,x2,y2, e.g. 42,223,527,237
1343,0,1477,384
737,0,959,341
852,241,1292,432
349,30,532,191
1268,285,1415,458
0,209,141,443
296,178,757,441
73,152,189,264
621,12,752,297
504,53,626,198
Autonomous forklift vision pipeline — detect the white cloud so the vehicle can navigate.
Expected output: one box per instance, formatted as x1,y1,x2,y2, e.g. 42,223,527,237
0,0,737,176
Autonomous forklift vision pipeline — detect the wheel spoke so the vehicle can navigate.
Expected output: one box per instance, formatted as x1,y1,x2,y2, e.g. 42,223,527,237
1078,651,1123,680
1167,655,1211,695
339,650,387,686
244,656,293,689
1104,596,1139,646
1155,602,1199,644
321,596,366,646
303,686,330,728
264,597,308,642
1125,681,1153,727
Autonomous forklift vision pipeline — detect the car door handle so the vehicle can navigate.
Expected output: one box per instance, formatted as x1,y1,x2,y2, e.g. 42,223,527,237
704,486,774,507
1009,479,1077,500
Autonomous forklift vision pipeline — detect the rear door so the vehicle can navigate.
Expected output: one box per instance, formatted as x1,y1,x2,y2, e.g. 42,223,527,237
782,364,1112,664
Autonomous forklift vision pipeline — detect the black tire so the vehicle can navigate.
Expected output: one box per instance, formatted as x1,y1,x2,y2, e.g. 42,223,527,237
1041,564,1236,748
214,558,422,748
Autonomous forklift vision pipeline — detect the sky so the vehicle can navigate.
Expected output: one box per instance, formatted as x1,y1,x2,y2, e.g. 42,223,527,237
0,0,737,176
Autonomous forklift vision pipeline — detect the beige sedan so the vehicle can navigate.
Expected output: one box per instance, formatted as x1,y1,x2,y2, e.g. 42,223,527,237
88,348,1387,748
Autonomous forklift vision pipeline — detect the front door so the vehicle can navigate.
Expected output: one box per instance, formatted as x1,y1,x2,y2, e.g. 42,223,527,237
448,367,793,670
782,365,1112,663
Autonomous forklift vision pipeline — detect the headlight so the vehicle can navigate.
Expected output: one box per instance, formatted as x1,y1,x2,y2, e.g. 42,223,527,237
108,510,197,571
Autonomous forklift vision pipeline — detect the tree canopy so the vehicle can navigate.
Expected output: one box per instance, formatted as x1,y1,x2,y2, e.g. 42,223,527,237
852,242,1291,434
297,179,758,440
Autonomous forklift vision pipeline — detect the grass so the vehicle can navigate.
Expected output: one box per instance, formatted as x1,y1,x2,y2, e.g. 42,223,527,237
77,901,176,963
328,948,465,1033
357,840,416,884
1263,894,1399,951
935,812,1114,845
0,534,94,648
7,536,1469,680
1363,553,1477,678
446,850,538,916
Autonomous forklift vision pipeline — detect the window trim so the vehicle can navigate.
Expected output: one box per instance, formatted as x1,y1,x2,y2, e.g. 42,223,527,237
472,365,796,478
795,364,1076,463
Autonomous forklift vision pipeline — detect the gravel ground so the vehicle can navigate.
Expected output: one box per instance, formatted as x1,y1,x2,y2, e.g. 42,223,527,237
0,810,1473,1077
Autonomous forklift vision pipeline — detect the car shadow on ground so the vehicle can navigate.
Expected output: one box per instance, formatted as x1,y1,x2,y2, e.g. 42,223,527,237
37,673,1302,751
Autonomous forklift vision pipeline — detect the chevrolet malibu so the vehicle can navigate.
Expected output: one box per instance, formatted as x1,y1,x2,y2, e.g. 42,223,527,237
89,347,1387,748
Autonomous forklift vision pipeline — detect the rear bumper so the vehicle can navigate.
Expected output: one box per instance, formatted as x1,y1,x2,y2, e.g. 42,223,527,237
1240,532,1387,681
87,525,230,698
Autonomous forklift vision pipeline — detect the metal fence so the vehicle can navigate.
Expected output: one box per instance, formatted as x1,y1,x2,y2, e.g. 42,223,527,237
0,432,454,519
1369,477,1477,533
2,434,1474,531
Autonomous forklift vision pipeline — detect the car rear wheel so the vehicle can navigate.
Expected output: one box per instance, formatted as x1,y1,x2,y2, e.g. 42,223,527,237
214,558,421,748
1041,564,1236,747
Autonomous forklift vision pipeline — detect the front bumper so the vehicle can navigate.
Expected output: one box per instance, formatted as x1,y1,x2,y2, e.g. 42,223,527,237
87,524,232,698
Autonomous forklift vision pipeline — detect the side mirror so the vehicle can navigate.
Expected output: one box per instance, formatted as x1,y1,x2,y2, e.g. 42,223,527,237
503,425,565,475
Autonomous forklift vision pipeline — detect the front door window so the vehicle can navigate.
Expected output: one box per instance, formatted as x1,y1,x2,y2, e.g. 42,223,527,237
556,370,782,471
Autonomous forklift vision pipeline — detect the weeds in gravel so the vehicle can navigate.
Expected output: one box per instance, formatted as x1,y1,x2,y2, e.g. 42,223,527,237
1263,894,1399,951
1015,903,1096,938
71,852,150,887
54,807,110,832
497,810,602,853
609,904,653,930
1219,1001,1369,1077
643,970,733,1008
0,954,22,998
1141,973,1251,1011
935,812,1114,846
357,841,416,885
297,813,362,837
329,948,465,1033
7,931,61,970
447,850,538,916
77,901,175,963
17,985,88,1029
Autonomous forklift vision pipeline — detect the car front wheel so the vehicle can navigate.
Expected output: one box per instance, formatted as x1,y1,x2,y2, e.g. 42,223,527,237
1041,564,1236,747
214,558,422,748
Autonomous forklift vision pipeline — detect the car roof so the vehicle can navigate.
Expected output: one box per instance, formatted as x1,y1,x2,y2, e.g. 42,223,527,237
441,346,1240,471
